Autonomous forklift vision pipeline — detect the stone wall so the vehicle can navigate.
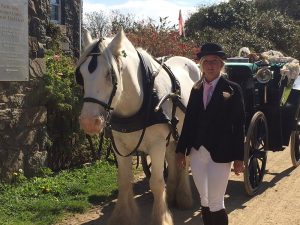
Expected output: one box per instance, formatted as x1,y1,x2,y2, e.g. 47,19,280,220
64,0,81,58
0,0,81,181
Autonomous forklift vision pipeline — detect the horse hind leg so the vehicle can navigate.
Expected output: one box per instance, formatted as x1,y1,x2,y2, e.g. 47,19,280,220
165,141,178,207
149,147,173,225
166,140,193,209
108,155,139,225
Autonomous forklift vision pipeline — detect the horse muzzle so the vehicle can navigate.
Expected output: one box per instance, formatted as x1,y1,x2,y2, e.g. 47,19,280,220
79,115,105,135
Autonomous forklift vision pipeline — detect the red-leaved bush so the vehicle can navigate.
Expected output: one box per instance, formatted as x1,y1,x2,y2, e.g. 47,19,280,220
126,21,199,61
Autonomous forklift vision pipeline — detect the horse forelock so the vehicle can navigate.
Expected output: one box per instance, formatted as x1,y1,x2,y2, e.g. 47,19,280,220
77,38,112,67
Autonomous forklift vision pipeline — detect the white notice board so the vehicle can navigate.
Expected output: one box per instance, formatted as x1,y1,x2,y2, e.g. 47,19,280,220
0,0,28,81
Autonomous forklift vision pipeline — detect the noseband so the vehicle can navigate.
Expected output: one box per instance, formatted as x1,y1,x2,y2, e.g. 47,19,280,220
75,39,118,112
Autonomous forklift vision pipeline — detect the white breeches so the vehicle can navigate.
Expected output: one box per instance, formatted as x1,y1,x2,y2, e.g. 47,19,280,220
190,146,232,212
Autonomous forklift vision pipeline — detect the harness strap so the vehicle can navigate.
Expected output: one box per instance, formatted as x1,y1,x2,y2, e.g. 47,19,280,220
106,50,156,157
157,62,185,143
105,125,148,157
83,97,114,110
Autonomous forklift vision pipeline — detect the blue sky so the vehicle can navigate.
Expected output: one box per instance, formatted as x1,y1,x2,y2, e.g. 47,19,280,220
83,0,228,25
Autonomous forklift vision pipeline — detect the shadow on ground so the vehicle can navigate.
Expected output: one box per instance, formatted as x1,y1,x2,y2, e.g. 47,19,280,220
80,166,296,225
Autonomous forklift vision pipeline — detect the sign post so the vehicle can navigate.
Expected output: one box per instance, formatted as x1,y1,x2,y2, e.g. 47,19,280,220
0,0,28,81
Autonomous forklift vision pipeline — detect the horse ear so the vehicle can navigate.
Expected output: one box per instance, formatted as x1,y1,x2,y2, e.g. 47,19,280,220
109,27,126,56
82,28,93,49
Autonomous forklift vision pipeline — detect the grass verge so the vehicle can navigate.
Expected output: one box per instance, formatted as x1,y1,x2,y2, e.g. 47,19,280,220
0,161,117,225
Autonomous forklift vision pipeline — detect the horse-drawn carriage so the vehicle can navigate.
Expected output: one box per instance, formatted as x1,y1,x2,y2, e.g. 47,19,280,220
75,27,300,224
140,55,300,196
225,57,300,195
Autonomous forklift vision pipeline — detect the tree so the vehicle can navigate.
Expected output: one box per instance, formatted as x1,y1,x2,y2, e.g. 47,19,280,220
83,10,136,38
255,0,300,20
83,12,198,59
185,0,300,59
84,11,110,38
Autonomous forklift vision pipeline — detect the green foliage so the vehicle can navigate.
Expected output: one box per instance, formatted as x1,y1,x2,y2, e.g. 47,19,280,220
185,0,300,59
0,161,117,225
193,27,274,57
255,0,300,20
44,50,80,112
186,0,258,35
255,10,300,58
44,50,101,171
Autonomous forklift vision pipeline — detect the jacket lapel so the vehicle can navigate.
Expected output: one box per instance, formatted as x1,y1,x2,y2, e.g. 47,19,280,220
196,82,205,111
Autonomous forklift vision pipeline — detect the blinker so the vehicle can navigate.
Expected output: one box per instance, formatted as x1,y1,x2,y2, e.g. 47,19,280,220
75,39,102,86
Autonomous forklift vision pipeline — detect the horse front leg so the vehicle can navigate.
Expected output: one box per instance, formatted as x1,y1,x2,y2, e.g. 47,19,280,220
149,145,173,225
165,140,193,209
108,155,139,225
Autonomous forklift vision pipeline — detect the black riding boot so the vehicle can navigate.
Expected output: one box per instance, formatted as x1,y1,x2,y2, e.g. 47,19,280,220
201,207,212,225
211,209,228,225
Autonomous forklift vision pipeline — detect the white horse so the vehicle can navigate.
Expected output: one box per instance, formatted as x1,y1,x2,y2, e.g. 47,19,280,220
76,28,201,225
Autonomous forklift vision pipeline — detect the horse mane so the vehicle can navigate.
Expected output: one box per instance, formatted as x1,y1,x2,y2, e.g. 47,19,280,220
136,47,155,60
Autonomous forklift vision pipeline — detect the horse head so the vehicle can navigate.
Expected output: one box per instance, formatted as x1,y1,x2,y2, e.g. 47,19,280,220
75,29,142,135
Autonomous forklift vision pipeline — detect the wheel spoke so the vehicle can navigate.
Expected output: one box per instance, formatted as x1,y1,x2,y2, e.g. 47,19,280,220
249,158,259,187
249,154,264,180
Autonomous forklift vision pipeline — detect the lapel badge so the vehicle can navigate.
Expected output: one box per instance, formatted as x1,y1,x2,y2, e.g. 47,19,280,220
222,85,234,100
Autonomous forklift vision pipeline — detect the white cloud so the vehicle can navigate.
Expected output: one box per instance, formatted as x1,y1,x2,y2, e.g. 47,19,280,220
83,0,229,26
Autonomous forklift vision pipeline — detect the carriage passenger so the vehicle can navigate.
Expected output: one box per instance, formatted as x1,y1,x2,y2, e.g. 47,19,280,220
176,43,246,225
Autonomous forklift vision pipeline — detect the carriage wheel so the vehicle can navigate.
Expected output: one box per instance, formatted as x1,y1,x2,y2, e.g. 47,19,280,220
290,130,300,167
140,152,168,179
290,107,300,167
244,111,269,196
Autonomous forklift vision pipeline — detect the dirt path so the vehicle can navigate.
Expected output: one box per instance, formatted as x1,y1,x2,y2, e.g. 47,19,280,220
57,147,300,225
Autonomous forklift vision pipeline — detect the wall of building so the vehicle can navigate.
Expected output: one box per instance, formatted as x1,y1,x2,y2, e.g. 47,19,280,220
0,0,81,181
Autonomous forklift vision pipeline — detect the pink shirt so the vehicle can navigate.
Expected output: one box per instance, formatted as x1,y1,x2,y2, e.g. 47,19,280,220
203,76,220,108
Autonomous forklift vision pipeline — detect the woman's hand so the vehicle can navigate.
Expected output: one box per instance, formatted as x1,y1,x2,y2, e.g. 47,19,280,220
176,152,186,170
233,160,245,175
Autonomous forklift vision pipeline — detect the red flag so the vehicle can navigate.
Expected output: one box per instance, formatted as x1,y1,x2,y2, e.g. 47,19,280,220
178,9,185,37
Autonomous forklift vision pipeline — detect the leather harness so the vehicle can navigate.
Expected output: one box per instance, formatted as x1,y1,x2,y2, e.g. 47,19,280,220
75,41,185,157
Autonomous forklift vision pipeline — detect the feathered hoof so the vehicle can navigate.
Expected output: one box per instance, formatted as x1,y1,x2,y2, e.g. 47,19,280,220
150,212,174,225
108,207,139,225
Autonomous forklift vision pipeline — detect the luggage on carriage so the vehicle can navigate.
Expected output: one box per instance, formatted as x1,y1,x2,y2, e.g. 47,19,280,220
225,54,300,195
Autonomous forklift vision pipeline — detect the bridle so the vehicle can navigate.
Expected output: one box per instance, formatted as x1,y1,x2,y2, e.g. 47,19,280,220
75,39,148,158
75,39,119,112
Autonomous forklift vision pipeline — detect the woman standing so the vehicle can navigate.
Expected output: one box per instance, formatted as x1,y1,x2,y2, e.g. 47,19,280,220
176,43,245,225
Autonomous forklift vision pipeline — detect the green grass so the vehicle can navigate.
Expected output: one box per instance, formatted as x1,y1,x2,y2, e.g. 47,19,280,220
0,161,118,225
